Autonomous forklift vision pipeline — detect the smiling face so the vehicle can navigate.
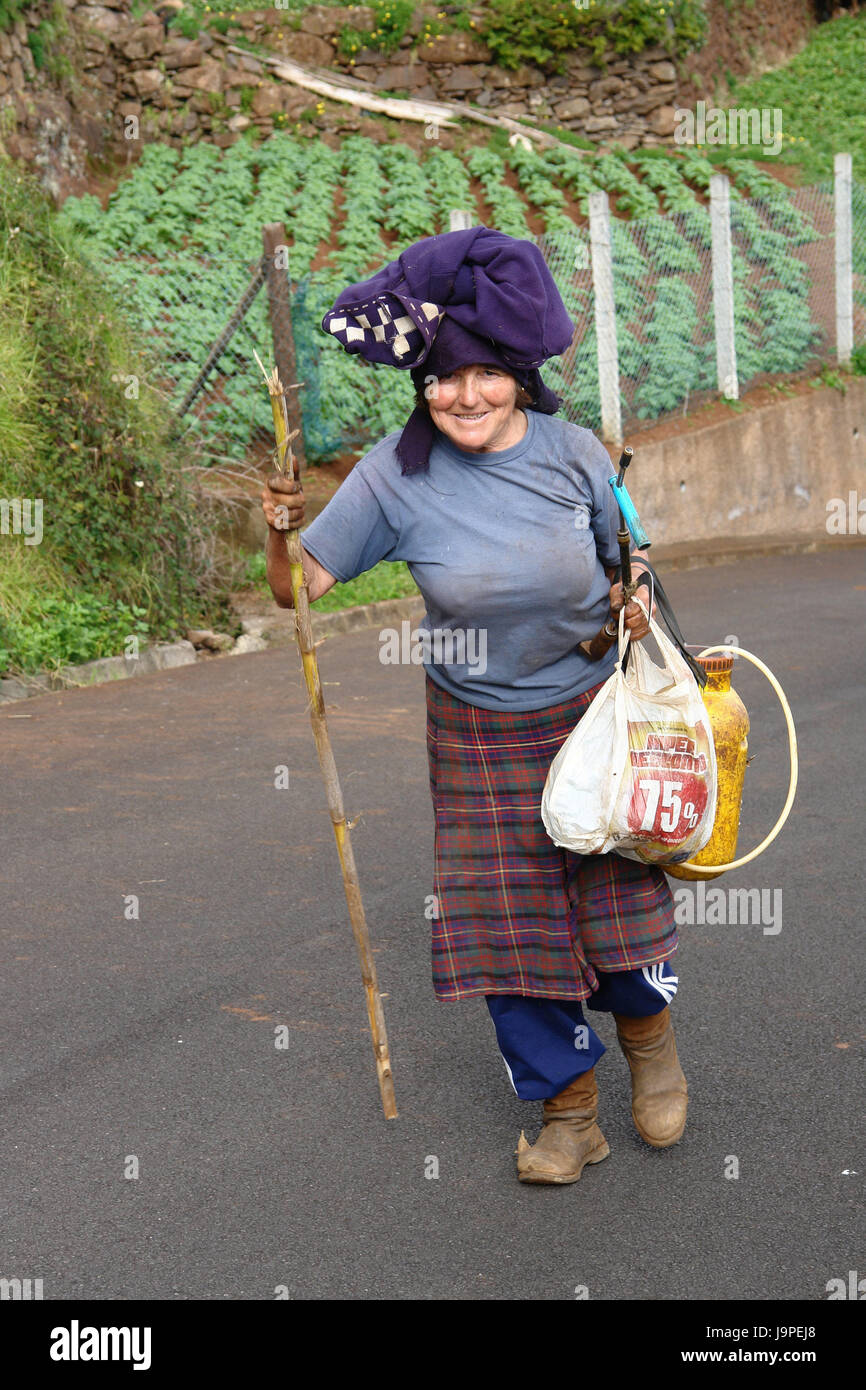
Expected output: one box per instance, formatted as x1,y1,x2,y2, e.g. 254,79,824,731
426,365,527,453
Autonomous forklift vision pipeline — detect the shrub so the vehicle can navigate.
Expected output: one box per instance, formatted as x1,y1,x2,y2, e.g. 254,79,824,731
482,0,708,73
0,156,231,674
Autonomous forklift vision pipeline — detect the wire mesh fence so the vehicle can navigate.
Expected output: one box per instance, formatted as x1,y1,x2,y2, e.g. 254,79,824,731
539,178,866,440
90,249,417,463
95,253,279,453
537,209,723,436
85,175,866,465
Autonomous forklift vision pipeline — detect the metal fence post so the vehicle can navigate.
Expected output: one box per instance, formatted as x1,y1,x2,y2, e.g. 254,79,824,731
710,174,738,400
262,222,306,475
449,209,474,231
588,189,622,446
834,152,854,369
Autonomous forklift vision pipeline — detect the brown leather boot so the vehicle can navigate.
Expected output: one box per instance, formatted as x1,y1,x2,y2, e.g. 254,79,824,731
614,1006,688,1148
516,1067,610,1184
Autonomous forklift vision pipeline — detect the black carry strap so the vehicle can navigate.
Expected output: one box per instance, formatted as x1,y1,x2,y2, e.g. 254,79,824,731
615,559,708,688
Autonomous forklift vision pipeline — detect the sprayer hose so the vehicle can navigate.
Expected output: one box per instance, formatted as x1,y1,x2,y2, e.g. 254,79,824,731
674,646,798,875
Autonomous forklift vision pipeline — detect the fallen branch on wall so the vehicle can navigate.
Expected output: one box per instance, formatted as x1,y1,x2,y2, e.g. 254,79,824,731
222,43,587,153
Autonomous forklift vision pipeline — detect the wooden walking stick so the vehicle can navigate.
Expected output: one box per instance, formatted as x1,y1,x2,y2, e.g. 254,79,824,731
255,353,398,1120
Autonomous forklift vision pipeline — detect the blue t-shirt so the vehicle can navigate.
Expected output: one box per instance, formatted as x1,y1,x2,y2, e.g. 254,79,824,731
300,411,623,711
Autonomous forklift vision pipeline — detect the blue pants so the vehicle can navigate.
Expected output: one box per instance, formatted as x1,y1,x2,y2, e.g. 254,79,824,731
486,960,679,1100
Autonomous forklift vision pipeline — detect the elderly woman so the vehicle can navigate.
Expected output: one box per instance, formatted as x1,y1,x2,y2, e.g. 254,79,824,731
261,228,687,1185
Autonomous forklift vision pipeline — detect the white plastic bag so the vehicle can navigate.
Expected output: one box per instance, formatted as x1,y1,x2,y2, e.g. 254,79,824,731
541,599,717,866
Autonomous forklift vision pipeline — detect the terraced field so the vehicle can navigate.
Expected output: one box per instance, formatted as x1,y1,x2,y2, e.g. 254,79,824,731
60,135,855,459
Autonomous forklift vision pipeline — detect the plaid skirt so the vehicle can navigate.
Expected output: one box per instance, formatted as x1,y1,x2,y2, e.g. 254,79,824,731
425,674,677,1002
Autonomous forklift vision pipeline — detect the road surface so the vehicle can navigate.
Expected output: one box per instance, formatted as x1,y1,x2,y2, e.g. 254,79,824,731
0,548,863,1300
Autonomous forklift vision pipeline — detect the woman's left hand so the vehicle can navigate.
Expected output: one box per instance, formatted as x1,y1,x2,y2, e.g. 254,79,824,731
609,577,655,642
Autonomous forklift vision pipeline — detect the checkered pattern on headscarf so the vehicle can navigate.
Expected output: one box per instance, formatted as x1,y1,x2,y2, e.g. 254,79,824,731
322,227,574,372
324,293,444,366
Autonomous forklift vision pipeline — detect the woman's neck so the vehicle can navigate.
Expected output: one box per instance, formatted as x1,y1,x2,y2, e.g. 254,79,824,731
472,409,528,454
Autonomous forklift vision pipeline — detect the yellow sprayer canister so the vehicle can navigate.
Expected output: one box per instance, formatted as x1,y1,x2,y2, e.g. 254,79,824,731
667,653,749,882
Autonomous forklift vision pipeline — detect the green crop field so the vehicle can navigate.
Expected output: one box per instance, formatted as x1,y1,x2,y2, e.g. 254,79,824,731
58,131,850,462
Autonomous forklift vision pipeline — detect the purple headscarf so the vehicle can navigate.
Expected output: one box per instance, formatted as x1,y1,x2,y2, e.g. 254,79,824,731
321,226,574,474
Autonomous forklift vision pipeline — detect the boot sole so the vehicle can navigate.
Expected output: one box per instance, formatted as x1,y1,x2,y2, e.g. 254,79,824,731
517,1139,611,1184
634,1111,687,1148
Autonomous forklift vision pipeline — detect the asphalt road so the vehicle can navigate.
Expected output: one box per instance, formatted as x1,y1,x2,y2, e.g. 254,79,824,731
1,548,863,1302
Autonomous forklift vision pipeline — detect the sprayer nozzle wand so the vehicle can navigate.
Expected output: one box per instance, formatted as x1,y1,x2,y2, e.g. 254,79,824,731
615,446,634,490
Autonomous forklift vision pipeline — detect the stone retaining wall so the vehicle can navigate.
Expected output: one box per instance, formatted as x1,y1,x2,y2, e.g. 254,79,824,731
0,0,687,180
214,4,685,144
1,0,809,200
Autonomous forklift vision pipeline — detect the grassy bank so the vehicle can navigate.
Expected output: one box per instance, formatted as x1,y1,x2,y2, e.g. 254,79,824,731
0,159,234,676
729,11,866,184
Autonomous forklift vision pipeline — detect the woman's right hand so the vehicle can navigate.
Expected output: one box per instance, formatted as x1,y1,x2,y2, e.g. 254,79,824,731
261,472,305,531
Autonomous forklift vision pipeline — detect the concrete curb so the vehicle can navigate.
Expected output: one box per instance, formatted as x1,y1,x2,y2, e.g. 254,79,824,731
634,530,866,572
238,593,426,648
0,641,197,705
0,599,427,706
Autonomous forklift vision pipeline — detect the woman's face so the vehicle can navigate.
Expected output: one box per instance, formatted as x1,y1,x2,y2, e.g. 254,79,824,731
427,365,526,453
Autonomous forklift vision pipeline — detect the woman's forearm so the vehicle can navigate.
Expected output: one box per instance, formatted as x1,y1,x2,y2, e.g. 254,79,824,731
266,527,300,608
266,531,337,607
